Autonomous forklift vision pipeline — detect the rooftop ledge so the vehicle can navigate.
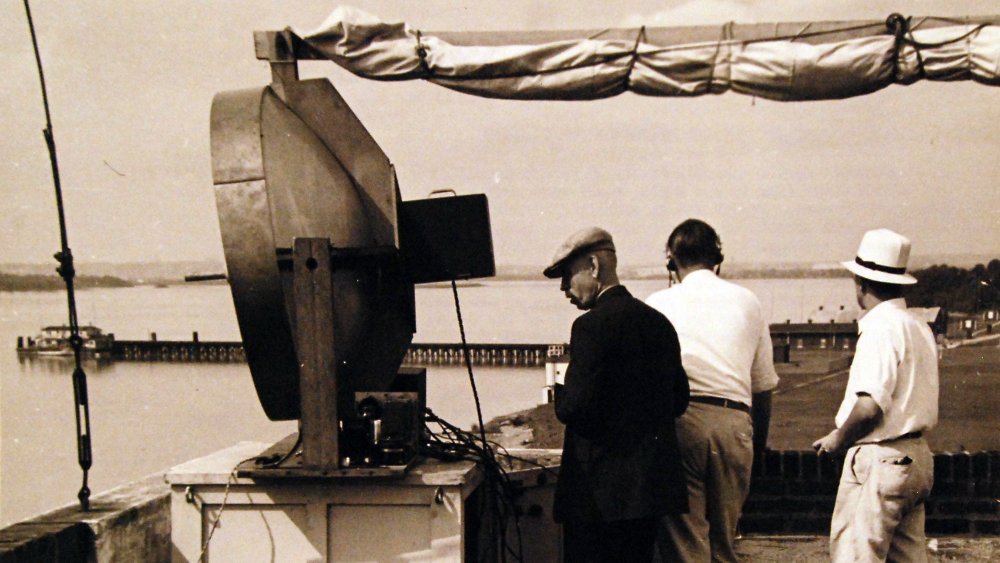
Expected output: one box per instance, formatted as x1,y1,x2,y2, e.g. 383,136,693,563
1,446,998,562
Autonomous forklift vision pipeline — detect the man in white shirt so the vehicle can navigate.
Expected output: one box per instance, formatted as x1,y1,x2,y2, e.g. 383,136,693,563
646,219,780,563
813,228,938,562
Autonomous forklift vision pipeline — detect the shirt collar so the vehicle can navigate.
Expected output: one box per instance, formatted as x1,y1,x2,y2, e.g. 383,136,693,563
858,297,907,333
680,269,717,284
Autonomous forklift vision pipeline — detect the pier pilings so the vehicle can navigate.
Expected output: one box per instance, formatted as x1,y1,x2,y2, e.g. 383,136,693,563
73,324,861,365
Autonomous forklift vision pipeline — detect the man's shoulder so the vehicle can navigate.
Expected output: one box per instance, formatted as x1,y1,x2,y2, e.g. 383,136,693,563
625,295,677,332
863,303,916,333
596,291,667,320
710,278,765,314
646,286,672,302
714,276,756,297
571,308,598,328
632,293,670,317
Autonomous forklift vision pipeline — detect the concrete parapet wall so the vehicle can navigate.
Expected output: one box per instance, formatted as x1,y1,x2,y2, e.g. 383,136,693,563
0,474,170,563
736,535,1000,562
1,449,998,561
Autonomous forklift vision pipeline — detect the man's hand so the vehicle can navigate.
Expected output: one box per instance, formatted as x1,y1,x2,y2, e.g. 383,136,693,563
812,429,846,455
813,394,883,456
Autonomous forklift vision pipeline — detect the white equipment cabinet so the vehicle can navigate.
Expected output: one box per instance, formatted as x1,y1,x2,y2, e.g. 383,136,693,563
167,442,487,562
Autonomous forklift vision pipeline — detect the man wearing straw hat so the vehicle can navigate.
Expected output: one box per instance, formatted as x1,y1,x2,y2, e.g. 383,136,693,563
813,228,938,562
544,227,690,563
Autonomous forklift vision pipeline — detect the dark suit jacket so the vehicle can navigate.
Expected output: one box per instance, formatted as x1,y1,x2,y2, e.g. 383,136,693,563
553,285,689,523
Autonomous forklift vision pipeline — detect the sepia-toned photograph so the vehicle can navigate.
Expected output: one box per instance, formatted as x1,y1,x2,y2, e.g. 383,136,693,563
2,1,998,560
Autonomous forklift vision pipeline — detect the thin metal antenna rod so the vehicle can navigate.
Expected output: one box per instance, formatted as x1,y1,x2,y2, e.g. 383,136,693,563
22,0,93,512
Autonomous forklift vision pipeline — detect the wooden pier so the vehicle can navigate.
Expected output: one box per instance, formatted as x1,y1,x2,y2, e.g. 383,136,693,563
403,342,553,367
21,324,860,366
113,338,246,363
108,334,554,366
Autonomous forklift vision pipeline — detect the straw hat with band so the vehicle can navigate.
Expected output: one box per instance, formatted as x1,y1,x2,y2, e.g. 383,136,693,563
841,228,917,285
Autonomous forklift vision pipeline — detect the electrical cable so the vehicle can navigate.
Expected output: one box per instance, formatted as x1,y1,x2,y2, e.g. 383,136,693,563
422,409,525,562
445,280,525,561
197,455,260,563
258,429,303,468
451,280,488,449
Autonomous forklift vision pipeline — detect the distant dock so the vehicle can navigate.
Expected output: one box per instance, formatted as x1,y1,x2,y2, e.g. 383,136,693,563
110,333,552,366
113,335,246,363
404,342,552,367
20,324,868,366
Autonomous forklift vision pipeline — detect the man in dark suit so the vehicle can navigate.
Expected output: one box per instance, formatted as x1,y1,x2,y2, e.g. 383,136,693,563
544,227,690,563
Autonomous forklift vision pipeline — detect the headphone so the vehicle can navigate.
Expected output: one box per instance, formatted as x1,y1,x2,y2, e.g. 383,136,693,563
665,220,724,282
666,254,678,273
666,242,723,269
665,253,678,286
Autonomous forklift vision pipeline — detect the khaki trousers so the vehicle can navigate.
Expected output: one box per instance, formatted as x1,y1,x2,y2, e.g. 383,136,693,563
830,438,934,563
656,402,754,563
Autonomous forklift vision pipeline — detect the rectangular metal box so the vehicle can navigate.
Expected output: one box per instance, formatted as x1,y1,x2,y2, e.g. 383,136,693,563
399,194,495,283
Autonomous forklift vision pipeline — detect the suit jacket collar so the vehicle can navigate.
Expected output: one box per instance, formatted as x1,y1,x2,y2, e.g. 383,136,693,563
594,284,629,308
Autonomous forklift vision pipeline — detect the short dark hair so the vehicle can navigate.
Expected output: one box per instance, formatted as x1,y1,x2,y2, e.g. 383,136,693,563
858,277,905,300
667,219,724,269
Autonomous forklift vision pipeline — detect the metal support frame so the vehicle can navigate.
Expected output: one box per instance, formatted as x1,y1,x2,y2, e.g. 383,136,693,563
254,30,300,95
294,237,340,469
261,238,417,476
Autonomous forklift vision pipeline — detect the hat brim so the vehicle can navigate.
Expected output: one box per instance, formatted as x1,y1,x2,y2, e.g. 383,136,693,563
543,261,565,279
542,241,616,279
842,260,917,285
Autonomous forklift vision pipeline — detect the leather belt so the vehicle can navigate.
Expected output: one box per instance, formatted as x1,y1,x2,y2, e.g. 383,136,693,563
892,431,923,441
689,395,751,414
857,431,923,446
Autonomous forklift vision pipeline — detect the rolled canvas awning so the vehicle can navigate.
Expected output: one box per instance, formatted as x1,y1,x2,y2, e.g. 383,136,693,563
294,6,1000,101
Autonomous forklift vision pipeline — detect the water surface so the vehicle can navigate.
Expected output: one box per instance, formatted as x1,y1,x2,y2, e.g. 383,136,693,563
0,277,853,525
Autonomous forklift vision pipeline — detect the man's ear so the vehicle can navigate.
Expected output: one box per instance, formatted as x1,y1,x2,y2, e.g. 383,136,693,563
589,254,600,278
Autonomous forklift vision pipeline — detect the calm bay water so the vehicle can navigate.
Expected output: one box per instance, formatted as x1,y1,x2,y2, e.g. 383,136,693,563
0,277,853,526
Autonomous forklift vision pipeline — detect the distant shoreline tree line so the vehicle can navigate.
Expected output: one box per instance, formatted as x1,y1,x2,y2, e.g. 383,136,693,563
906,259,1000,313
0,272,133,291
3,261,997,313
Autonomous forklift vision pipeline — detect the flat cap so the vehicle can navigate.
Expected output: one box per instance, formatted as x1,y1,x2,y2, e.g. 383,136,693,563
543,227,616,279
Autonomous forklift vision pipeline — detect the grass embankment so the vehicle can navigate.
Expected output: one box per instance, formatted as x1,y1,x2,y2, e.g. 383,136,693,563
488,345,1000,452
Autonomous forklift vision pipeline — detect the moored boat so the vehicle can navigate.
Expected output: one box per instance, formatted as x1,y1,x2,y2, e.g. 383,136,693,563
16,325,114,359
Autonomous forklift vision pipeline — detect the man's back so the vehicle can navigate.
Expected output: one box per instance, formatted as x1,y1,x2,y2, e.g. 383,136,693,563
647,268,778,563
646,270,777,403
561,286,687,433
836,299,939,441
814,228,937,563
555,285,690,523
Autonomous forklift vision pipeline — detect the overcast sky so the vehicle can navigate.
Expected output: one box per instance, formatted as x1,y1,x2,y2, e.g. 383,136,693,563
2,1,998,270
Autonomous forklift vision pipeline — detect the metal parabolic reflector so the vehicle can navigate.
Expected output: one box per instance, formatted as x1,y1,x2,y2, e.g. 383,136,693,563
209,79,414,421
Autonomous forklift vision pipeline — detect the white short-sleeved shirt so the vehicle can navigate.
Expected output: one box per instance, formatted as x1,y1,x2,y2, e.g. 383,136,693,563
646,270,780,406
834,298,939,441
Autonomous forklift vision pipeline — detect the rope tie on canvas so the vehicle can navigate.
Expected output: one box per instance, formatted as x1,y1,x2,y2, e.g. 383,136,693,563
623,26,647,90
886,13,909,81
706,21,734,95
887,13,988,82
906,17,930,79
415,29,432,75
